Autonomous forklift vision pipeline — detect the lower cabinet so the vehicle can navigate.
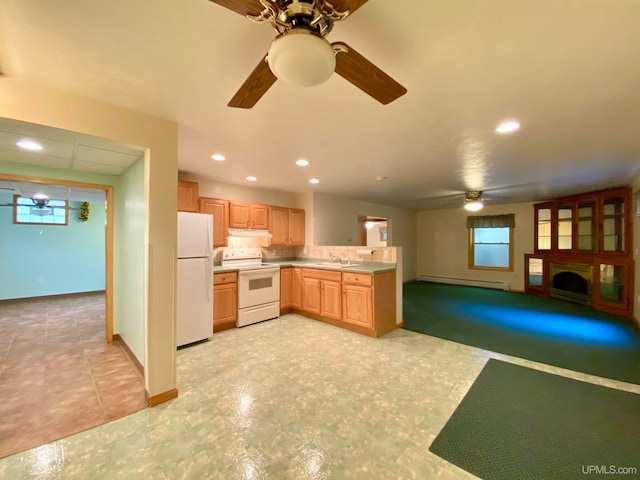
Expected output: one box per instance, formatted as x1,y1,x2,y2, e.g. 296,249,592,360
213,272,237,332
294,268,397,337
280,267,292,312
292,267,303,309
302,269,342,320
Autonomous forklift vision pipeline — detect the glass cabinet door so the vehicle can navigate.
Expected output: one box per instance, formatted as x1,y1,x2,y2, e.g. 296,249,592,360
602,196,626,253
597,263,627,308
536,207,552,251
556,204,573,250
577,200,596,252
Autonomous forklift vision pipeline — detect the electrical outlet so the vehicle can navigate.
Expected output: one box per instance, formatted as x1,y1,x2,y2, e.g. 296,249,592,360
303,247,307,255
383,250,389,260
323,248,327,256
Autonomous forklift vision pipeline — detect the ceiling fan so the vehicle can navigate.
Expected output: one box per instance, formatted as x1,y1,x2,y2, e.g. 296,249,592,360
434,190,512,211
0,195,80,212
208,0,407,108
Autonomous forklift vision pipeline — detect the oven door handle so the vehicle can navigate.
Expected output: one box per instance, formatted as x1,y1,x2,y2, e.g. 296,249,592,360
239,267,280,277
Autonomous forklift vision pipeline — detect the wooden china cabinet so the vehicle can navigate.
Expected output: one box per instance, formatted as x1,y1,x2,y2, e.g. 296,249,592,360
525,186,634,317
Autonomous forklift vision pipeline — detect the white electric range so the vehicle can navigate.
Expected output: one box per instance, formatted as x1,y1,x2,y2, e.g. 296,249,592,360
221,248,280,327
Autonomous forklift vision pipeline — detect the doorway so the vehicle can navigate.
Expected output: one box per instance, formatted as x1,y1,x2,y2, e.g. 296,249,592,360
358,215,389,246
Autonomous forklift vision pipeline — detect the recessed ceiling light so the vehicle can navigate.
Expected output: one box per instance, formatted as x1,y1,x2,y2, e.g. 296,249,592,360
309,178,320,184
296,159,309,167
246,176,257,182
17,139,43,151
495,121,520,134
211,154,226,161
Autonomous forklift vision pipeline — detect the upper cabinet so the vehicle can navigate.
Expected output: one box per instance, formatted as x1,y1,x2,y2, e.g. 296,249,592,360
178,181,199,212
199,197,229,247
534,187,631,256
229,201,269,229
269,206,305,246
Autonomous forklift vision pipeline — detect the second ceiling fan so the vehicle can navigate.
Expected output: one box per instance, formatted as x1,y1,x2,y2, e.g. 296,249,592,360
208,0,407,108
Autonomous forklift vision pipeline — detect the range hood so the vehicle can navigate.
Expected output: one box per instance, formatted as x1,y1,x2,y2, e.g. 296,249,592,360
227,228,273,238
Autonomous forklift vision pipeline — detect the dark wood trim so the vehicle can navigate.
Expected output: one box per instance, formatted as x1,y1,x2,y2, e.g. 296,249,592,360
148,388,178,407
113,333,144,377
402,278,417,284
397,320,405,328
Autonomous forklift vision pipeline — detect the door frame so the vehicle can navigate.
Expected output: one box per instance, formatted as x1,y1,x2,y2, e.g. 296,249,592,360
0,173,114,342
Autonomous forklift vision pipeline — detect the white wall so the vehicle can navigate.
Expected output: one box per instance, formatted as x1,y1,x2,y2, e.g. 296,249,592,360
1,79,178,398
417,202,535,291
114,157,146,363
312,192,417,282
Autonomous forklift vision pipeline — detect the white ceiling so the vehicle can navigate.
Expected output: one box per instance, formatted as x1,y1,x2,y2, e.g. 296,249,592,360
1,0,640,210
0,179,106,203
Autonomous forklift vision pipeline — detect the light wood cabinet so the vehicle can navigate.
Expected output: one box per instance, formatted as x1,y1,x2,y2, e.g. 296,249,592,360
178,181,199,212
289,208,305,246
301,269,342,320
292,267,303,309
199,197,229,247
270,206,289,245
280,267,292,311
269,206,305,246
342,284,373,328
213,272,237,332
229,201,269,229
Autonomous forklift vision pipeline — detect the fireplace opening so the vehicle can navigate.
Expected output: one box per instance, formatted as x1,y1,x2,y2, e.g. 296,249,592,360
549,262,592,305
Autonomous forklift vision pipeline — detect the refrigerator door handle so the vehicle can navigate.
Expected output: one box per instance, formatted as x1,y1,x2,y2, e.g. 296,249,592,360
206,257,213,300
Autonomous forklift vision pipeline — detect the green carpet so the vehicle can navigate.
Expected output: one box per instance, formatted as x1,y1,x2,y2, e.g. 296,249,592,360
403,282,640,384
430,359,640,480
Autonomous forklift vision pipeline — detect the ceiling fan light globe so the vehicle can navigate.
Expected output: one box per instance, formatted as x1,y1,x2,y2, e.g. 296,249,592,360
268,31,335,87
464,201,483,212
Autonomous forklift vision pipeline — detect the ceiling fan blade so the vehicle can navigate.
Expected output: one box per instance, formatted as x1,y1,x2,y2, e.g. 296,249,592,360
332,42,407,105
228,54,277,109
207,0,265,17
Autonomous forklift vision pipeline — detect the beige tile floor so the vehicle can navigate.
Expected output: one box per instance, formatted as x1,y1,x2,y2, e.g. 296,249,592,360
0,293,147,458
1,312,638,479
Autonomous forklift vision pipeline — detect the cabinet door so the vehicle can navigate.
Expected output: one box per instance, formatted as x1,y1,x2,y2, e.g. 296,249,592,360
321,280,342,320
289,208,305,246
594,261,630,312
250,204,269,229
229,202,250,228
178,181,199,212
199,197,229,247
576,198,597,252
213,283,237,329
302,277,321,314
599,192,629,255
534,203,553,252
556,203,573,251
280,268,292,309
270,206,289,245
342,285,373,328
292,268,303,308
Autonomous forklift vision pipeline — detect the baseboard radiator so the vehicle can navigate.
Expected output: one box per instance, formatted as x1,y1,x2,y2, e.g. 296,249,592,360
417,275,509,291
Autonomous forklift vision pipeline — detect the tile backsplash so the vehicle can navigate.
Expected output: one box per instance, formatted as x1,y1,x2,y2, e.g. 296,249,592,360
214,238,396,264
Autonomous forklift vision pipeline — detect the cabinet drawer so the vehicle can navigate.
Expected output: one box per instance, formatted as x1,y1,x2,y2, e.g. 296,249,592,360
302,268,342,282
214,272,238,285
342,272,373,287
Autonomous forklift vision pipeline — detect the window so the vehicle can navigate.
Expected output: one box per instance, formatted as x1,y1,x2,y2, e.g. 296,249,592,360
13,195,68,225
467,214,515,271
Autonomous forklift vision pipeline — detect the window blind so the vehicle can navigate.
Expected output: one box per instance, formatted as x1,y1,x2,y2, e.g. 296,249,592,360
466,213,515,229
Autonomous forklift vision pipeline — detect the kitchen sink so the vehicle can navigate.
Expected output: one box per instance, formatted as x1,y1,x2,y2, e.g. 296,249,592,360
305,262,360,269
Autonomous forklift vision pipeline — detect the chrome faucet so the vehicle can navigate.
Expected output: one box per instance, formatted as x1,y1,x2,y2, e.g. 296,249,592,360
329,254,340,263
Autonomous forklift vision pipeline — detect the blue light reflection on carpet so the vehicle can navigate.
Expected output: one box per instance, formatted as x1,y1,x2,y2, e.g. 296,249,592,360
457,303,638,348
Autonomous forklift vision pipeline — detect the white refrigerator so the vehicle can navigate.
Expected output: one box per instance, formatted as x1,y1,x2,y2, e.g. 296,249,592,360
177,212,214,347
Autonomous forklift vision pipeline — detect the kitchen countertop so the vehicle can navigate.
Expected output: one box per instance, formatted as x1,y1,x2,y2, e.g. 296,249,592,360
213,259,396,274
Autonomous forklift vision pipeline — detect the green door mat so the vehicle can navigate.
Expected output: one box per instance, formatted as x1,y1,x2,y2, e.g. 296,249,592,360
430,359,640,480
